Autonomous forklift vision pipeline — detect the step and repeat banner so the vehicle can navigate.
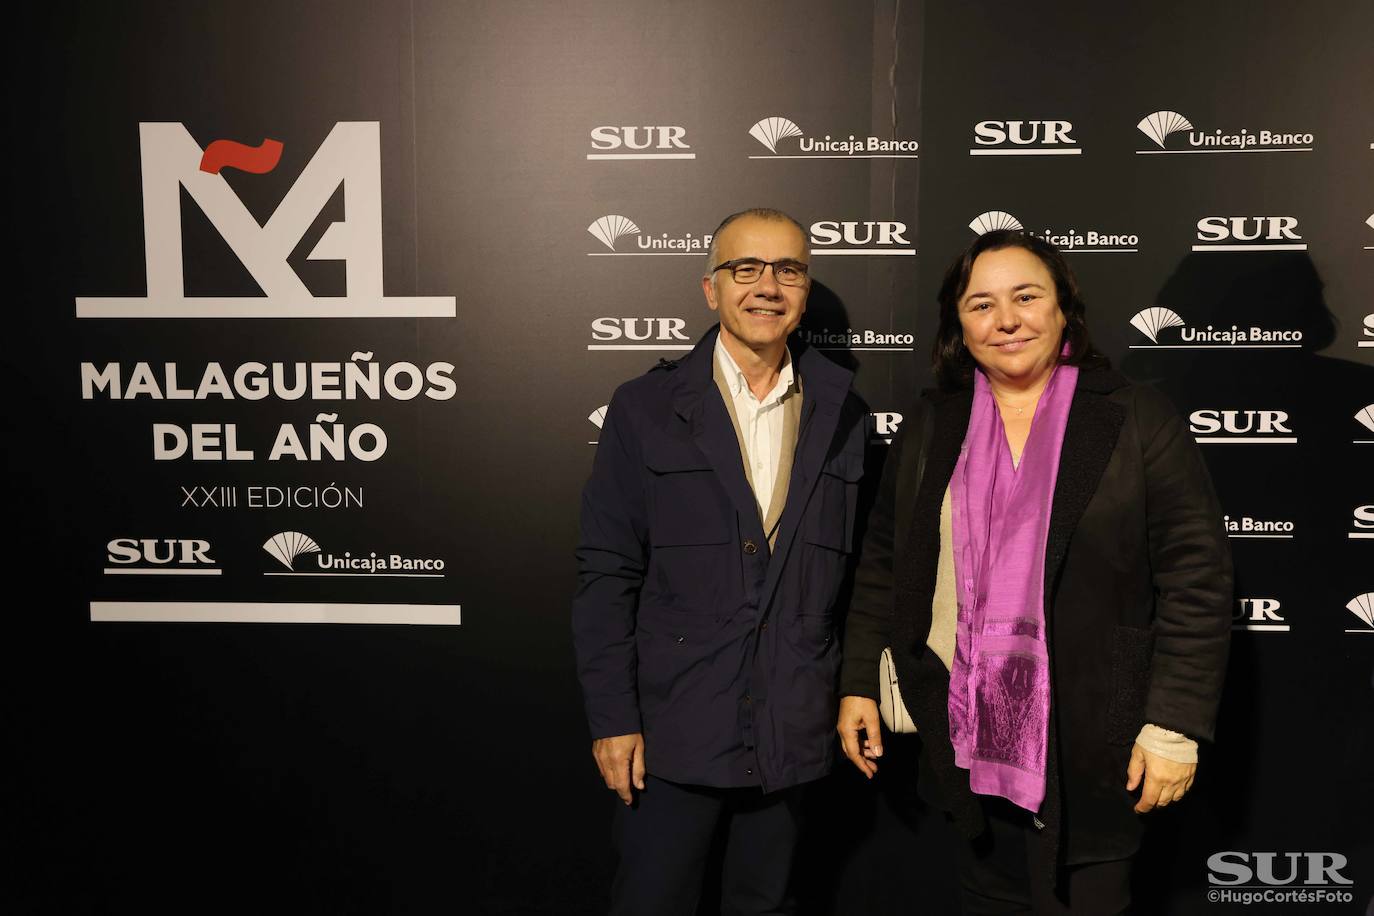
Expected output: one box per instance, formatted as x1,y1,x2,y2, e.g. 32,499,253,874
7,0,1370,913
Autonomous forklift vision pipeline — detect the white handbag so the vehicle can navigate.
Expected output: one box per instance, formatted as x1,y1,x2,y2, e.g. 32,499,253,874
878,647,918,734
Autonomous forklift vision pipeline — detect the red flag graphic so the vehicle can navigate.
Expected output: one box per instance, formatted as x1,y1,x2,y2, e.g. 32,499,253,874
199,138,284,175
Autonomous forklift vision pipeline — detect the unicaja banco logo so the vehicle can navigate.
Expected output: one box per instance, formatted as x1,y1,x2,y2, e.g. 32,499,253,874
586,214,710,255
1136,110,1194,148
1128,307,1301,349
971,210,1139,252
1355,404,1374,443
587,215,642,251
1135,109,1313,154
1346,593,1374,633
263,531,321,571
264,530,445,576
969,211,1023,235
750,117,804,153
77,123,455,319
748,115,918,158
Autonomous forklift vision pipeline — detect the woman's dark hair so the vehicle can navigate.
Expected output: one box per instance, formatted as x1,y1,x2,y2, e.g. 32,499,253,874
932,229,1109,390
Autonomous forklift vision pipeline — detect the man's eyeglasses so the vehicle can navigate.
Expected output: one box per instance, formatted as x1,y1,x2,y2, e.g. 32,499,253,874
711,258,810,287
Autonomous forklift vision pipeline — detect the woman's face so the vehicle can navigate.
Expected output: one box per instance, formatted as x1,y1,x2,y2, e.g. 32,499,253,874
957,246,1068,388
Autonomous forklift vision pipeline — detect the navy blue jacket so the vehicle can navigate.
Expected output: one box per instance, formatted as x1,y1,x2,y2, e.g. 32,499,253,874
573,326,868,792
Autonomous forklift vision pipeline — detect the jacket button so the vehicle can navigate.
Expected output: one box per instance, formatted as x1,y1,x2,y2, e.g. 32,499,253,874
675,635,685,644
746,768,753,776
743,540,758,555
760,621,768,631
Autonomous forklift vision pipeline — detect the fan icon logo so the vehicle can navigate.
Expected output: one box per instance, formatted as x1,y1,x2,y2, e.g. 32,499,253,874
1135,110,1314,155
1344,593,1374,634
747,115,918,159
1354,405,1374,444
263,531,321,571
1127,308,1303,349
587,405,609,445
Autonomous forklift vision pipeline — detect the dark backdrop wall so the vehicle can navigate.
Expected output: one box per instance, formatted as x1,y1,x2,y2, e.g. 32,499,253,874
6,1,1371,913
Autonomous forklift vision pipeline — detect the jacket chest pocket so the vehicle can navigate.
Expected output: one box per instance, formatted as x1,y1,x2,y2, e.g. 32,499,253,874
644,441,732,547
804,450,863,553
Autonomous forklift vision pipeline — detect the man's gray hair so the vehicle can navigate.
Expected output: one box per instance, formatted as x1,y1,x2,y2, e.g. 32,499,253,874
703,208,810,278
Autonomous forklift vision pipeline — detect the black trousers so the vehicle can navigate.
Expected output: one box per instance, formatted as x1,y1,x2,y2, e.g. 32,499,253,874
609,775,803,916
955,797,1133,915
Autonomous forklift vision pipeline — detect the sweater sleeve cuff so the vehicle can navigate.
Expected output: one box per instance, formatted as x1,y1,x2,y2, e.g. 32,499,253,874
1136,723,1198,764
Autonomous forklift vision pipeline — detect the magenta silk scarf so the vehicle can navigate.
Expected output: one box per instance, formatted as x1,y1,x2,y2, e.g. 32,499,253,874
948,361,1078,813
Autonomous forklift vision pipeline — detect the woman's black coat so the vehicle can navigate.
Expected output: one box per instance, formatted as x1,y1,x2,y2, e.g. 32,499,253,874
840,367,1233,874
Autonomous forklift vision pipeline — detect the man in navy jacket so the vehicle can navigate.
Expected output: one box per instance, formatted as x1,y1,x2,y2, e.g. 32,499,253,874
573,209,868,915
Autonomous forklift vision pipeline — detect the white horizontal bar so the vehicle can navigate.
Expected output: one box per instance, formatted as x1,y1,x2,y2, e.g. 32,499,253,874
1136,148,1311,154
1127,344,1302,349
587,344,693,350
1236,624,1290,631
90,601,461,625
75,298,456,318
586,252,701,256
262,572,443,578
747,154,918,159
586,153,695,160
103,567,222,576
1191,244,1307,252
1195,437,1297,444
812,249,916,256
968,148,1081,156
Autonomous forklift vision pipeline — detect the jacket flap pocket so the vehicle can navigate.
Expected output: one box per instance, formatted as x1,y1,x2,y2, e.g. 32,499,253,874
644,439,713,474
820,450,864,483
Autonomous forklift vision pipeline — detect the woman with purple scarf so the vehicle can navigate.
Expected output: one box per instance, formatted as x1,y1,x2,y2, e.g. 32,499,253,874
837,230,1232,913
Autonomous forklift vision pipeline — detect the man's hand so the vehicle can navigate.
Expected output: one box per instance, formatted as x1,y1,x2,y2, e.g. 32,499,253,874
837,696,884,778
593,733,646,805
1126,742,1196,813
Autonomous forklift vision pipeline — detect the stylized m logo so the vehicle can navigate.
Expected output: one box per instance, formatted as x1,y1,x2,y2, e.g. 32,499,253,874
77,122,454,318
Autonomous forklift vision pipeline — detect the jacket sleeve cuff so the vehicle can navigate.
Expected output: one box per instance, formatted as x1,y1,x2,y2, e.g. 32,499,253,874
839,658,881,700
586,694,642,739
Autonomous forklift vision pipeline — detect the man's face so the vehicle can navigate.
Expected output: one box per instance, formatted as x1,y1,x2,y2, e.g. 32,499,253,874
701,216,809,354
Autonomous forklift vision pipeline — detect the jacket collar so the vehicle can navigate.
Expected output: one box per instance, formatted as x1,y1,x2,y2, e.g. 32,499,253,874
669,324,851,422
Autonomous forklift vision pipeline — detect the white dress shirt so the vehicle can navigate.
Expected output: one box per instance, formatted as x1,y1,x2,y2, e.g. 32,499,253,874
714,337,795,519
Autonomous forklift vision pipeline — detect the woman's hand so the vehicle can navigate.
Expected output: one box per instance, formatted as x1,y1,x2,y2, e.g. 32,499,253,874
1126,742,1195,813
837,696,884,778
